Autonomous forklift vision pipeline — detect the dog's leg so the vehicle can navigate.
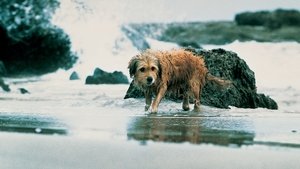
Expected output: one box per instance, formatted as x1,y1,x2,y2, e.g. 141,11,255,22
145,89,152,111
191,81,201,112
150,85,167,113
182,92,190,111
193,92,200,112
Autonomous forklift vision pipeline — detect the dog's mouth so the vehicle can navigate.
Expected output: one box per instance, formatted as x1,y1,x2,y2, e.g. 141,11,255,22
146,77,155,86
146,83,153,86
146,81,154,86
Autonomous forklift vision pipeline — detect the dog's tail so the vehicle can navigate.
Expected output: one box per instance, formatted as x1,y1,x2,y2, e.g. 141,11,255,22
206,73,231,88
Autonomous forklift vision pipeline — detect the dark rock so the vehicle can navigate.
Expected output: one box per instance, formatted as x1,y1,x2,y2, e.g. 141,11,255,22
19,88,30,94
0,78,10,92
0,24,77,76
124,48,278,110
0,61,7,76
69,71,80,80
235,9,300,29
121,25,150,51
85,68,129,85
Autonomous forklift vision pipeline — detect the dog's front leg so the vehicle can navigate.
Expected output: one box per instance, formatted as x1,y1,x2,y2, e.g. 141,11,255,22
150,85,167,113
144,90,152,111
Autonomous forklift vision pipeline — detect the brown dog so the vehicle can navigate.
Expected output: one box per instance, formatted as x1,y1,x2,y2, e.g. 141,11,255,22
128,49,230,113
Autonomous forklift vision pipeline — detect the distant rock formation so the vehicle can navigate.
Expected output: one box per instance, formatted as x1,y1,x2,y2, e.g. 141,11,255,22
85,68,129,85
69,71,80,80
124,48,278,110
0,78,10,92
0,61,7,76
121,25,150,51
19,88,30,94
0,61,10,92
235,9,300,29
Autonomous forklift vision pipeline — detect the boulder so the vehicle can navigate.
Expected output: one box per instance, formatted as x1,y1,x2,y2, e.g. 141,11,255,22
124,48,278,110
85,68,129,85
69,71,80,80
19,88,30,94
0,78,10,92
0,61,7,76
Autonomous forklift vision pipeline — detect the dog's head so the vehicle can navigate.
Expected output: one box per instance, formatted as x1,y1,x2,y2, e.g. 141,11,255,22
128,51,161,87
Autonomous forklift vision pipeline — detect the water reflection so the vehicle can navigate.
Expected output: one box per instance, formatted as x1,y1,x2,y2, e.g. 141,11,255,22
0,113,67,135
127,114,255,147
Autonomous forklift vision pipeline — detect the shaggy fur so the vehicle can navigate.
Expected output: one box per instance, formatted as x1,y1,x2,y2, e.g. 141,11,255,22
128,49,230,113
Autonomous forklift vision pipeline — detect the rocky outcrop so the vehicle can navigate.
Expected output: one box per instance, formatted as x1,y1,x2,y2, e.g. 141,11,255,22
235,9,300,29
0,61,7,76
0,9,77,76
0,61,10,92
85,68,129,85
124,48,278,110
69,71,80,80
0,78,10,92
121,25,150,51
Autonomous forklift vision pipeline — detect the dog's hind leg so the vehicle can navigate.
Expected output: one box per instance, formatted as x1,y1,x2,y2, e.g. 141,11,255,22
190,80,201,112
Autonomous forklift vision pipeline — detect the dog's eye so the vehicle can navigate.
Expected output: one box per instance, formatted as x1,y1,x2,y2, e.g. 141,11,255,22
139,67,145,72
151,67,156,71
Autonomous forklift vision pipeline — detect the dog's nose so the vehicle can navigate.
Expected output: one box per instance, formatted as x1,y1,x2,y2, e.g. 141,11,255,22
146,77,153,83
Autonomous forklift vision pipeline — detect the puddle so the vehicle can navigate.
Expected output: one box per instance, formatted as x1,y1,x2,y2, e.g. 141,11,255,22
127,115,255,147
0,112,68,135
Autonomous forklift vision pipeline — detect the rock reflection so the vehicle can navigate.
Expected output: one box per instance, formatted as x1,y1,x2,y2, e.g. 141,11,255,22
0,113,67,135
127,115,255,147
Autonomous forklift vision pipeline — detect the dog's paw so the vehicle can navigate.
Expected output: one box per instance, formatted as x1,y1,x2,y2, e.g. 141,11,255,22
182,105,190,111
148,107,158,114
193,107,201,112
145,105,150,111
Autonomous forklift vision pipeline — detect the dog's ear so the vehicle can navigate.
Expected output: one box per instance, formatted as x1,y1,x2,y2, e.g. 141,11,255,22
128,56,139,78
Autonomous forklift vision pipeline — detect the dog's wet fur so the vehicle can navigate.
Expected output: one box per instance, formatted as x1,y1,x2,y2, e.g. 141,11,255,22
128,49,230,113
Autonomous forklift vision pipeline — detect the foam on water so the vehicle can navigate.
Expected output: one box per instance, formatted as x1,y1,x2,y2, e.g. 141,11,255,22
51,0,300,82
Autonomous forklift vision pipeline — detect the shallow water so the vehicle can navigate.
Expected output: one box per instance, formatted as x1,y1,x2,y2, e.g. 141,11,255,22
1,79,300,145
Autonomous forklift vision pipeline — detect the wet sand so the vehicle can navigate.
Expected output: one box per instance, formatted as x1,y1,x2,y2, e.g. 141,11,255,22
0,110,299,169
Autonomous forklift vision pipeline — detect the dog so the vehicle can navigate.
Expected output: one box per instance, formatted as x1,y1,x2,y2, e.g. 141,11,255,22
128,49,230,113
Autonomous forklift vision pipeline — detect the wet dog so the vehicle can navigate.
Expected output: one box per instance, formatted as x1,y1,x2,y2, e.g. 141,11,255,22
128,49,230,113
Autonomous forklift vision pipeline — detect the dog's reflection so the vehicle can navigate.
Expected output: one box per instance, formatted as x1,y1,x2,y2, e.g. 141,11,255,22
127,115,254,147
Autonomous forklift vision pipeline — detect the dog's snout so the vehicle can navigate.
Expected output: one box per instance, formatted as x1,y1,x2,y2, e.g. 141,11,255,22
146,76,153,83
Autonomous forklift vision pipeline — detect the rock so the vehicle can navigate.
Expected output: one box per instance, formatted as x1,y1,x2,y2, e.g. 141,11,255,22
19,88,30,94
0,61,7,76
235,9,300,29
69,71,80,80
0,78,10,92
124,48,278,110
85,68,129,85
0,25,77,76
